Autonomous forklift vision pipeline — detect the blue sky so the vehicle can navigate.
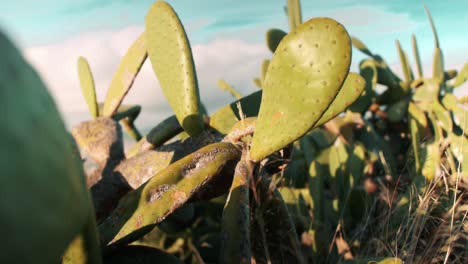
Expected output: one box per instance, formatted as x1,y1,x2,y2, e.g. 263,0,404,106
0,0,466,128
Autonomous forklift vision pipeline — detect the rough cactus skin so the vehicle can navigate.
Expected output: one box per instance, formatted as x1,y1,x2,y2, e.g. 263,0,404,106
98,142,241,246
145,1,204,136
250,17,352,161
102,32,147,117
0,31,98,263
77,56,99,118
72,117,125,166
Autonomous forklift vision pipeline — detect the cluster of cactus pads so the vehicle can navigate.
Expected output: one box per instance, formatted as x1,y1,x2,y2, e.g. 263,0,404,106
0,0,466,263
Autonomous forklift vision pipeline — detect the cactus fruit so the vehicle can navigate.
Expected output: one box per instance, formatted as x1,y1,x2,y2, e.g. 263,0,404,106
145,1,204,136
250,17,352,161
77,56,99,118
102,32,148,117
0,31,98,263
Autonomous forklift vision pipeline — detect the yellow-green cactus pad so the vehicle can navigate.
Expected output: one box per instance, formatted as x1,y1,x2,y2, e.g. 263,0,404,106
99,142,240,245
77,56,99,118
453,63,468,87
424,6,445,82
412,34,423,78
218,79,242,99
261,59,270,84
250,17,352,161
395,40,413,83
210,90,262,135
314,72,365,127
145,1,204,136
102,32,147,117
287,0,302,31
0,31,89,263
349,59,377,113
351,36,373,57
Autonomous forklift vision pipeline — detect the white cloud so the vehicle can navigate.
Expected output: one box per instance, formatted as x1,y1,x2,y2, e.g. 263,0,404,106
323,5,422,34
23,25,269,132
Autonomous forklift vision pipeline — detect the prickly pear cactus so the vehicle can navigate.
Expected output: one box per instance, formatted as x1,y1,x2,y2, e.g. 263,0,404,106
77,57,99,118
250,17,352,161
145,1,204,136
0,31,98,263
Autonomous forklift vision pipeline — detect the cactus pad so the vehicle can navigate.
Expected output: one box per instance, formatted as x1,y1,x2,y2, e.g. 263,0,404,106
0,31,90,263
77,57,99,118
266,29,287,53
314,72,365,127
250,17,352,161
145,1,204,136
102,32,147,117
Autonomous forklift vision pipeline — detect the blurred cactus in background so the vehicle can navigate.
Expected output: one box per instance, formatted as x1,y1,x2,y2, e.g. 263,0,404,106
0,0,465,263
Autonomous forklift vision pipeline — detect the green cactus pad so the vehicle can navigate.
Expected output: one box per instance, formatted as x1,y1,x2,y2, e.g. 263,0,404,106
261,59,270,84
266,29,287,53
412,34,423,78
387,98,410,123
102,32,147,117
444,69,457,81
349,59,377,113
351,36,374,57
395,40,413,83
220,156,251,264
127,115,182,158
99,142,240,246
424,6,445,82
314,72,365,127
251,179,304,263
253,78,262,88
77,56,99,118
453,63,468,87
210,90,262,134
250,17,352,161
433,101,453,132
287,0,302,31
145,1,204,136
218,79,242,99
421,140,440,181
0,31,90,263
